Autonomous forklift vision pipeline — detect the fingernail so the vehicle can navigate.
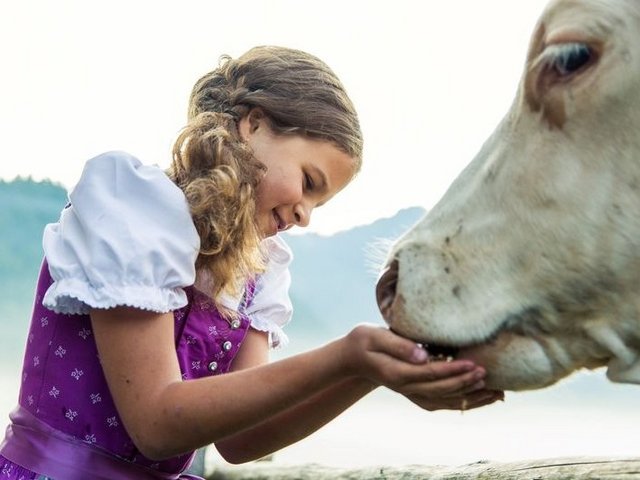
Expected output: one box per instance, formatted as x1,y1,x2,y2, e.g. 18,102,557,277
461,361,476,371
473,380,485,390
411,347,428,363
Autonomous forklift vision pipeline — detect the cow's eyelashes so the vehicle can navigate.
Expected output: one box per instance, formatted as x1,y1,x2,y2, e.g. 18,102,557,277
541,42,594,77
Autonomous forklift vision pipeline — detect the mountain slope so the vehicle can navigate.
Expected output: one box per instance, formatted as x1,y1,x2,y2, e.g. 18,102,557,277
0,179,68,361
281,206,425,349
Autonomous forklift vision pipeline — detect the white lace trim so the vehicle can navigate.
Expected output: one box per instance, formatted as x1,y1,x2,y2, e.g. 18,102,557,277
43,277,188,315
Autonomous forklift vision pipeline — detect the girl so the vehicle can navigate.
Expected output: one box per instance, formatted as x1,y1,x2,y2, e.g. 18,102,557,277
0,46,503,480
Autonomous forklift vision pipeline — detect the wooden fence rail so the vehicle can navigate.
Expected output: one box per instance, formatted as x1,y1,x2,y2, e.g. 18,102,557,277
208,457,640,480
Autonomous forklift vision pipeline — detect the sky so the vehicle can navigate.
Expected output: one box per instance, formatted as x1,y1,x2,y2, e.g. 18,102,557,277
0,0,550,235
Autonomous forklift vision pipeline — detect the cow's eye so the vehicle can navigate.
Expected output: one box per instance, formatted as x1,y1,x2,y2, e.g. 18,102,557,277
547,42,594,77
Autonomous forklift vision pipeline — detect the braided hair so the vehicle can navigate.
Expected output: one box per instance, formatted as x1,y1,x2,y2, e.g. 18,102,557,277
169,46,363,309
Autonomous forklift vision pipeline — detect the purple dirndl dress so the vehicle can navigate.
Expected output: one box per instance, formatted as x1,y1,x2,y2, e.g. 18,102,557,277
0,152,293,480
0,262,253,480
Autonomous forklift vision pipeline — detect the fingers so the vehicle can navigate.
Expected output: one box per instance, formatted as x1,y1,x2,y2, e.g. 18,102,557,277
367,326,429,364
400,361,505,412
346,326,495,402
436,368,488,398
356,327,507,412
394,360,484,395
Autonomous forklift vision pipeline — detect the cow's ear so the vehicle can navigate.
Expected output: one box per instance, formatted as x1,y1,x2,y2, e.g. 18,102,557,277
606,356,640,384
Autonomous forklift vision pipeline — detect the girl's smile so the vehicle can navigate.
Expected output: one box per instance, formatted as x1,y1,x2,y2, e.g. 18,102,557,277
238,112,356,237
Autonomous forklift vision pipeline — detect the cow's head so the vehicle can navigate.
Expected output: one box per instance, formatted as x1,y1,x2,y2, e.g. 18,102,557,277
376,0,640,391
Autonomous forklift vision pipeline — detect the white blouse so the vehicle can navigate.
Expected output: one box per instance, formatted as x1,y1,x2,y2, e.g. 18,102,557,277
246,235,293,348
42,151,293,347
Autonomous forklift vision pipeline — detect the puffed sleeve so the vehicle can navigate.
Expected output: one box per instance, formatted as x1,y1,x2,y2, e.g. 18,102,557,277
42,151,200,315
244,235,294,349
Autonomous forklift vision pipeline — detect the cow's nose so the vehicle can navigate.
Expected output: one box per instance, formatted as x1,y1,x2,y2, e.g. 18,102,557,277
376,259,399,323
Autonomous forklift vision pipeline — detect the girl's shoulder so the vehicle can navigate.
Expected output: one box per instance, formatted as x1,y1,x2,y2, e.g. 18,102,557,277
70,150,196,234
42,151,200,315
77,150,180,202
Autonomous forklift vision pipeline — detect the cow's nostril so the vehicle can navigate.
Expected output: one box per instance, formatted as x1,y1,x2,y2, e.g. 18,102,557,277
376,259,399,321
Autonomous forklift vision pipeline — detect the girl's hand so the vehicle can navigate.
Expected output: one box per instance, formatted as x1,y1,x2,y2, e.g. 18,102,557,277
342,324,504,411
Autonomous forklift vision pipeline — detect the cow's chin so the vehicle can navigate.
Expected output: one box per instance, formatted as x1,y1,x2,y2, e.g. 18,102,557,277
455,332,559,391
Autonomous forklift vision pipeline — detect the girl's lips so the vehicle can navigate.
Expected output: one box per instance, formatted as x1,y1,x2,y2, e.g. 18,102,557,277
273,211,286,232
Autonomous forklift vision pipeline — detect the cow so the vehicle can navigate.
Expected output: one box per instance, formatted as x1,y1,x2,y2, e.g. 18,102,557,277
376,0,640,391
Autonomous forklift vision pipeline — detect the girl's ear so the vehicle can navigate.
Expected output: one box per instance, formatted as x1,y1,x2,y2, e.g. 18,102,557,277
238,108,265,140
247,108,265,133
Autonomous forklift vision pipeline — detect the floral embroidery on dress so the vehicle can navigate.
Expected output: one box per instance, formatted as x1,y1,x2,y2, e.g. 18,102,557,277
78,327,91,340
107,416,119,427
40,317,48,327
54,346,66,358
90,393,102,404
85,434,97,444
195,296,214,311
191,361,201,370
32,356,39,368
71,368,83,380
49,386,60,399
65,409,78,421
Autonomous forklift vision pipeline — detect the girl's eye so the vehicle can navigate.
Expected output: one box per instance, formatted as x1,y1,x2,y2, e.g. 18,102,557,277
545,42,594,77
304,173,314,191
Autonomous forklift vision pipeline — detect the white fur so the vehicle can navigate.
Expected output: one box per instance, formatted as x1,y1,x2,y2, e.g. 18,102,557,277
379,0,640,391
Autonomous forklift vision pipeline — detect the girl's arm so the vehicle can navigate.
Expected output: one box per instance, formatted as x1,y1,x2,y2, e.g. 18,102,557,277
214,330,499,463
90,307,497,463
213,329,376,463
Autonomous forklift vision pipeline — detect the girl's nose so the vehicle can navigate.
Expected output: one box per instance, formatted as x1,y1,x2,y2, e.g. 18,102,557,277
293,203,311,227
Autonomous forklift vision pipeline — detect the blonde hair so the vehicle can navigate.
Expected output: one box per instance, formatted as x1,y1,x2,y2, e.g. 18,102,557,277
169,46,363,307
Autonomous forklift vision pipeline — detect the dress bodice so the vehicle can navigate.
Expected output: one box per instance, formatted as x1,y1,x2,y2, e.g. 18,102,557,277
13,261,251,476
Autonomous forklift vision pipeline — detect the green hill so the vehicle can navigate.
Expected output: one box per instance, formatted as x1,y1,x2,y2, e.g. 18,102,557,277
281,207,424,351
0,178,68,361
0,177,67,277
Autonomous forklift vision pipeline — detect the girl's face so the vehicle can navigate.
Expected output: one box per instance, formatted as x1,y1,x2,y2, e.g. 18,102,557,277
239,113,356,237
